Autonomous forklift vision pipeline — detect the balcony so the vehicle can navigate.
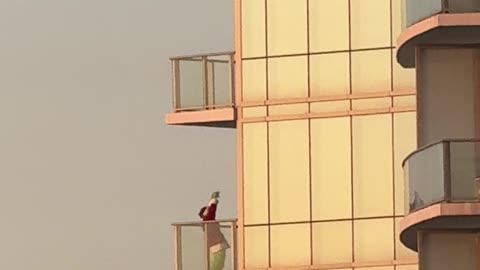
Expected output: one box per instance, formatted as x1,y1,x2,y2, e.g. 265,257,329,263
397,0,480,68
400,139,480,251
172,219,238,270
165,52,236,128
402,0,480,28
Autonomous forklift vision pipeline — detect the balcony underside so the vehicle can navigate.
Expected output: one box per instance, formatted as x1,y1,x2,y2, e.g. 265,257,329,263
400,203,480,251
165,108,236,128
397,13,480,68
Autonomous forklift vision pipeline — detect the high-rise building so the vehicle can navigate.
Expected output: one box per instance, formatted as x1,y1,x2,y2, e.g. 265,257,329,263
396,1,480,270
166,1,480,270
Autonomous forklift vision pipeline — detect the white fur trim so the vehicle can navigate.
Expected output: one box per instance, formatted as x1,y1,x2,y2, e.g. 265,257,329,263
210,242,230,253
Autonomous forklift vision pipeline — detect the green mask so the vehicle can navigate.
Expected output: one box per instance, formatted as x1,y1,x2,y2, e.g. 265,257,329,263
211,191,220,199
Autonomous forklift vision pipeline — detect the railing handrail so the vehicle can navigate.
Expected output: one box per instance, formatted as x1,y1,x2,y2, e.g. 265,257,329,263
170,51,235,61
402,138,480,167
171,218,238,226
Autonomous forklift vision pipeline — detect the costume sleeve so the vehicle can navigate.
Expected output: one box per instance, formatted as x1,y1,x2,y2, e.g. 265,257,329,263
198,207,207,218
203,202,217,221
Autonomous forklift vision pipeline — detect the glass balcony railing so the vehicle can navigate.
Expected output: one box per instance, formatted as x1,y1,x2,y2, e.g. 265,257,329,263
402,0,480,29
170,52,235,112
403,139,480,213
172,219,237,270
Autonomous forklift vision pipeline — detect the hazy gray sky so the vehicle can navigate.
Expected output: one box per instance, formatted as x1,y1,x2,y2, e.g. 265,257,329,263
0,1,235,269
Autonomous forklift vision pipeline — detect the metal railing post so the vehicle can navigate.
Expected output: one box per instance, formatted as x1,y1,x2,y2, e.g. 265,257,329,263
172,60,181,111
230,221,238,270
228,53,235,106
173,225,183,270
202,56,209,110
204,222,210,270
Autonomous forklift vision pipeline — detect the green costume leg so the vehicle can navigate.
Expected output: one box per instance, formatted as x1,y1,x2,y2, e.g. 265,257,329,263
209,249,226,270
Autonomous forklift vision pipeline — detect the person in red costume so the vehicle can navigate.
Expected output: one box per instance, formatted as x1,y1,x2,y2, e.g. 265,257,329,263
198,191,230,270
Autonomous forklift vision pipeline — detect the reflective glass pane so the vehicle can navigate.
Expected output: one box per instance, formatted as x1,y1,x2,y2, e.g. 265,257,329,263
354,218,394,262
352,49,391,93
269,120,310,223
309,0,349,52
268,56,308,99
311,117,352,220
243,123,268,225
394,96,416,108
270,224,310,267
312,221,352,265
267,0,307,55
353,114,393,218
310,53,350,96
242,0,266,58
351,0,391,49
244,226,269,268
242,59,266,102
396,266,418,270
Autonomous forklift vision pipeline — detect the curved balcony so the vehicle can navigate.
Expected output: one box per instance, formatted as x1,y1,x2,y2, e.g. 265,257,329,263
397,0,480,68
172,219,238,270
165,52,236,128
400,139,480,251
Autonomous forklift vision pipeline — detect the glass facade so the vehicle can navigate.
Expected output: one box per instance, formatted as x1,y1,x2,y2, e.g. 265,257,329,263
240,0,417,269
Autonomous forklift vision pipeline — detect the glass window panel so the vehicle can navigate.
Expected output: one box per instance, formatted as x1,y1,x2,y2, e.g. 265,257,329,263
268,103,308,116
352,49,392,93
396,266,418,270
395,218,417,260
394,112,417,215
351,0,391,49
353,114,393,218
242,106,267,118
311,117,352,220
244,226,269,268
312,221,352,265
268,56,308,99
310,53,350,96
393,49,416,92
241,0,266,58
392,0,403,46
269,120,310,223
310,100,350,113
267,0,307,55
309,0,349,52
178,60,204,109
352,97,391,110
242,59,266,102
354,218,394,262
243,123,269,225
394,96,416,108
270,224,310,267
